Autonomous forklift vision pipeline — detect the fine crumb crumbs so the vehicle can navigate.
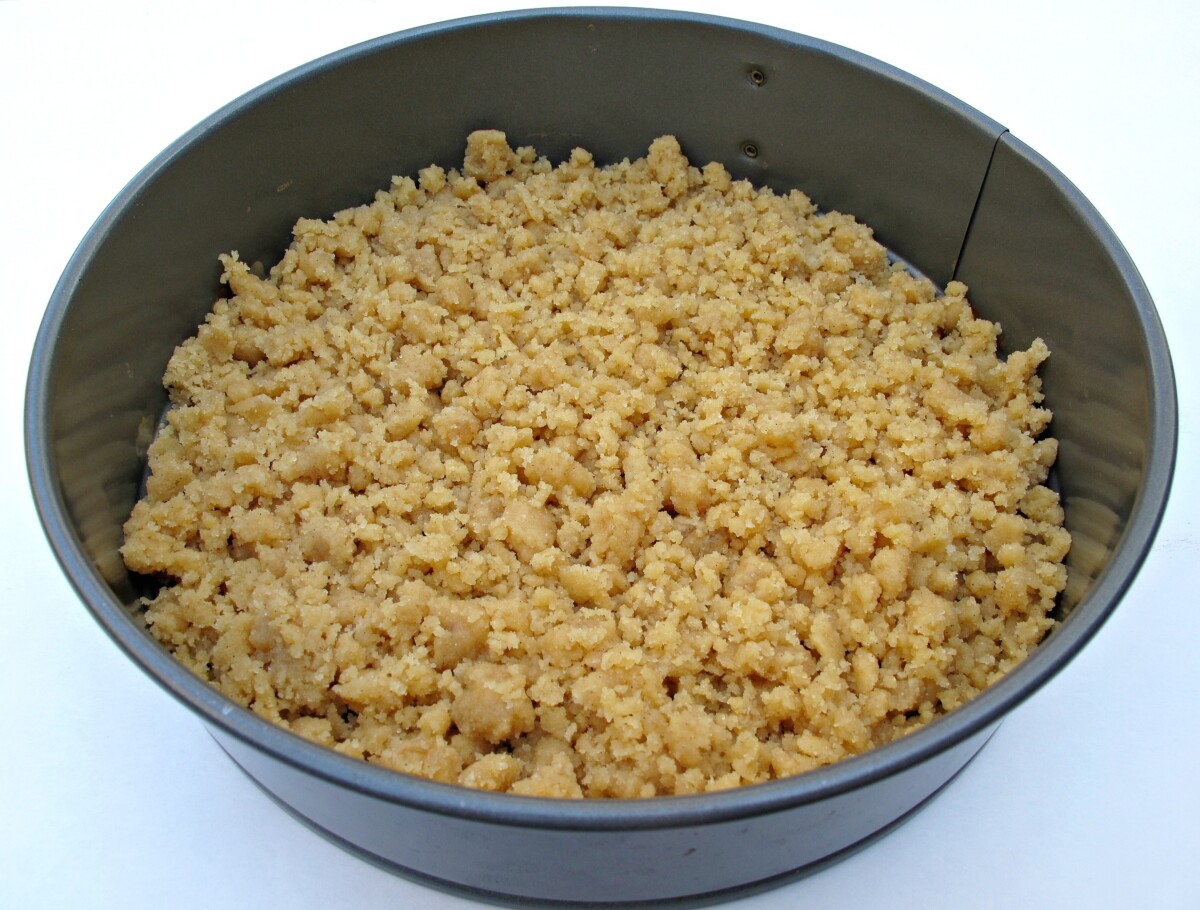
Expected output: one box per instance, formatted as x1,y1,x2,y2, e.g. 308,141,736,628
122,130,1070,798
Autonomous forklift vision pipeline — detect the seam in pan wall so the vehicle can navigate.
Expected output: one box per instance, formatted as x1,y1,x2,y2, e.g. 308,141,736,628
951,128,1009,282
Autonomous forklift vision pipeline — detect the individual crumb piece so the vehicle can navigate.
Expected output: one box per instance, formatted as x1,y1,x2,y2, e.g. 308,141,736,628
451,663,536,745
511,753,585,798
121,130,1069,798
463,129,519,184
459,753,523,791
502,501,557,563
429,599,490,670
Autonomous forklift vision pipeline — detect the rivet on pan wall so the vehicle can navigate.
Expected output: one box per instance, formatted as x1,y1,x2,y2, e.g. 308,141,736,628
742,142,760,159
748,67,766,87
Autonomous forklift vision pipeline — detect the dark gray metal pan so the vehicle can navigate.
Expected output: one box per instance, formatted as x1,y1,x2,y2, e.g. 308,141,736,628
25,8,1176,905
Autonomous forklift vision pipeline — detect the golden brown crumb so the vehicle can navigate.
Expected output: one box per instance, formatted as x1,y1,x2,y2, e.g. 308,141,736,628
122,131,1069,798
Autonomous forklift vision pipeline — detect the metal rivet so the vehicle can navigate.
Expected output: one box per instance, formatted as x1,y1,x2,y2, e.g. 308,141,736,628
742,142,760,159
749,68,766,87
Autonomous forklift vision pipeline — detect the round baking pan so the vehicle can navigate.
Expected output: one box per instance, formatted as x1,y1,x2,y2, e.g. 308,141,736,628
25,8,1176,905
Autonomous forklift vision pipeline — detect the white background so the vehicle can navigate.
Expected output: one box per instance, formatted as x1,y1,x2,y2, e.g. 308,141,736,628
2,1,1197,907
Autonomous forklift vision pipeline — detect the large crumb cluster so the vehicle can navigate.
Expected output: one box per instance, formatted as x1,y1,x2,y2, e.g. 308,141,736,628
122,131,1070,797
